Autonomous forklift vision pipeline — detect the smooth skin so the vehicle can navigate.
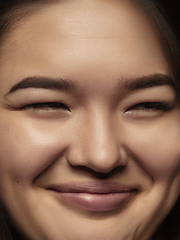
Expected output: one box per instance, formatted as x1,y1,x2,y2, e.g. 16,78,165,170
0,0,180,239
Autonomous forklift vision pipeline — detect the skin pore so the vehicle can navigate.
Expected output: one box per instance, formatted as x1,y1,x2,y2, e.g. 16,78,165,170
0,0,180,239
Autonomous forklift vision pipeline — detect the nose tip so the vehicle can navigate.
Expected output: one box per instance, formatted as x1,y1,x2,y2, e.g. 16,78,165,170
67,136,128,174
85,133,128,173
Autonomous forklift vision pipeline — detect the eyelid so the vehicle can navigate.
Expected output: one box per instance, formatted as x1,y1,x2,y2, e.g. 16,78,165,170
4,89,74,109
126,101,174,111
4,100,71,113
5,88,73,105
21,102,71,111
123,101,176,120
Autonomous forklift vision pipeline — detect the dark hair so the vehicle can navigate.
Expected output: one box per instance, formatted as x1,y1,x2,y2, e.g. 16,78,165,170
0,0,179,239
136,0,180,92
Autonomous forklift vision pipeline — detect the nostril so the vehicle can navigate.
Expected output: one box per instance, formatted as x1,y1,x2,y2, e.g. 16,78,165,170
93,165,127,179
71,165,126,179
66,128,129,173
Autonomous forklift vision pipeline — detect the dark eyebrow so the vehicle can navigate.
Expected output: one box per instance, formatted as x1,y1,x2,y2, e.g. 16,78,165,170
7,74,175,96
7,77,77,94
123,74,175,90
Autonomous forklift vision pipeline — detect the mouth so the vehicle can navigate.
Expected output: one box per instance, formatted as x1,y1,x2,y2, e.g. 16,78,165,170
46,182,137,212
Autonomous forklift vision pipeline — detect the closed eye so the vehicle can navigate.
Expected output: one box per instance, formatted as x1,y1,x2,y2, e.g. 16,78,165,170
124,101,174,119
128,102,172,111
21,102,70,111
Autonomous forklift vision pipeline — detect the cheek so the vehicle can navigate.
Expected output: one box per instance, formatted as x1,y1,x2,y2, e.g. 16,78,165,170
126,122,180,181
0,116,72,185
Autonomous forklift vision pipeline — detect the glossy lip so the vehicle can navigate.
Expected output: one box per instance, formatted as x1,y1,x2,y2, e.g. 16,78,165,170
46,182,138,212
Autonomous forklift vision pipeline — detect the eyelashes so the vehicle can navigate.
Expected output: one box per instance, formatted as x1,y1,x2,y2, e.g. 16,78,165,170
20,101,172,114
123,101,174,119
127,102,172,111
20,102,70,111
8,99,175,120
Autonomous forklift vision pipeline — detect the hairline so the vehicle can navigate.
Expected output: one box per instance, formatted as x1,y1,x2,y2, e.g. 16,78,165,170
0,1,60,49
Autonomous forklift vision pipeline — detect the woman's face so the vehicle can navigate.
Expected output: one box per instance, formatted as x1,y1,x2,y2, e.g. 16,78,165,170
0,0,180,239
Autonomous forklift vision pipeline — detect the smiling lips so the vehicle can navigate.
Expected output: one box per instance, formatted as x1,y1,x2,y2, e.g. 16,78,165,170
47,182,137,212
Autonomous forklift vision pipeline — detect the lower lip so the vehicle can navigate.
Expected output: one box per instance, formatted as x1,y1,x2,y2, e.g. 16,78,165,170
52,191,135,212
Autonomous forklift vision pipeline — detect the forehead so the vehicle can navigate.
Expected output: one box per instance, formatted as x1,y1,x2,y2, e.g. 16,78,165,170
2,0,164,42
0,0,170,91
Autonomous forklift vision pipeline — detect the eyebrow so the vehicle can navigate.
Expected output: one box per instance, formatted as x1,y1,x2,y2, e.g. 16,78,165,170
122,74,175,90
7,77,77,94
7,73,175,95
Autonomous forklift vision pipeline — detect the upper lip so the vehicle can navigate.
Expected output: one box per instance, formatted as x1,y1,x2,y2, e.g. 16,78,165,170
46,182,138,194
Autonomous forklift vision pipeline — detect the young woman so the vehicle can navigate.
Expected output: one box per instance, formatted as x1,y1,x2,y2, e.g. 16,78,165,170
0,0,179,239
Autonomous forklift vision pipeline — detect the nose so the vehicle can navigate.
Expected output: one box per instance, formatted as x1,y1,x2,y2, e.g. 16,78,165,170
67,109,128,174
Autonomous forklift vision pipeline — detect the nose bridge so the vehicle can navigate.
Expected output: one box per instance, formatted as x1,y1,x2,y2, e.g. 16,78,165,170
87,109,115,157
